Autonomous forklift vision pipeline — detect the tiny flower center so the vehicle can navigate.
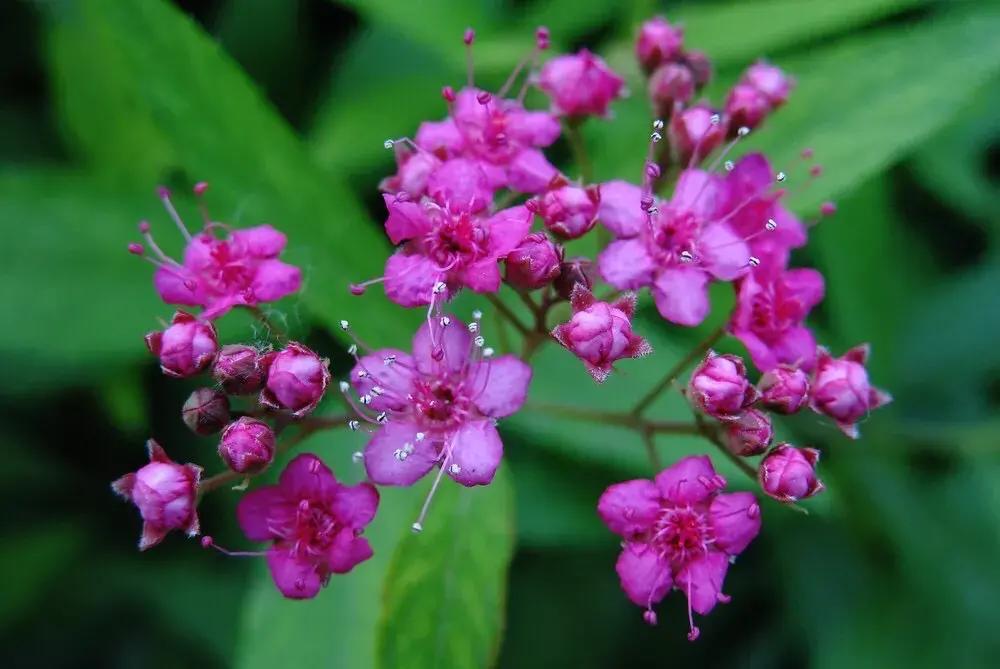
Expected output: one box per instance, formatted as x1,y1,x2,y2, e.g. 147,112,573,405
653,506,711,565
413,379,470,425
289,502,340,559
652,209,700,259
427,213,487,268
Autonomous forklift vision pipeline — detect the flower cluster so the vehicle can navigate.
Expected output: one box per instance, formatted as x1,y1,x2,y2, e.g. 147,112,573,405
111,15,891,644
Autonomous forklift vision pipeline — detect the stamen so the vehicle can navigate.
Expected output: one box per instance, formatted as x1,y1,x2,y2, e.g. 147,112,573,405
201,535,266,558
464,28,476,87
686,579,701,641
128,242,144,255
157,186,193,242
412,441,454,532
138,220,179,266
193,181,212,227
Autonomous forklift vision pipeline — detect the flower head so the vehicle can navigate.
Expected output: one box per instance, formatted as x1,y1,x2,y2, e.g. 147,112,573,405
181,388,230,436
111,440,202,550
809,344,892,438
505,232,563,289
759,444,823,502
536,184,601,240
742,60,794,106
237,453,378,599
635,17,685,72
758,364,809,414
687,351,758,421
219,417,276,474
648,63,695,116
259,342,331,417
212,344,265,395
145,311,218,378
538,49,625,118
722,407,774,456
668,105,727,166
551,287,651,382
598,455,761,639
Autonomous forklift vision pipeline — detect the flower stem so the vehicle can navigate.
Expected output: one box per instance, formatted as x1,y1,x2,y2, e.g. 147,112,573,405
564,119,593,184
485,293,530,337
630,325,725,417
243,305,287,343
642,430,663,470
527,402,699,434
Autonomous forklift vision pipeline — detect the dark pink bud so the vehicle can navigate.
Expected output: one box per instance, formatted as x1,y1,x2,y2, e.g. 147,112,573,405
759,444,823,502
128,242,145,255
723,84,772,136
463,28,475,45
648,63,694,116
723,408,774,456
742,60,793,106
538,185,600,240
147,312,218,378
349,283,367,296
820,201,837,217
138,220,151,234
643,610,658,626
111,440,201,550
156,186,171,199
535,26,550,50
758,365,809,414
668,105,726,166
810,344,891,439
688,351,758,421
682,50,713,89
181,388,231,436
218,417,275,474
441,85,456,102
810,164,823,178
505,233,563,289
259,342,330,417
538,49,625,118
644,161,661,180
193,181,209,196
553,256,594,300
213,344,264,395
477,91,492,105
801,147,815,159
635,16,684,72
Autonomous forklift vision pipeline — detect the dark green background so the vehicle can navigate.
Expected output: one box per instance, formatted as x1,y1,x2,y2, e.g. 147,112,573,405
2,0,998,667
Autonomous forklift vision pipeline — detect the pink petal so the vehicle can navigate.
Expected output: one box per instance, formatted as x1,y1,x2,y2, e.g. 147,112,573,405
654,455,721,505
236,486,290,541
651,267,710,326
326,529,374,574
383,195,433,245
383,251,441,307
597,181,646,238
427,158,492,212
415,118,465,155
363,421,437,486
251,260,302,302
201,295,245,320
505,109,561,146
727,153,773,197
676,551,730,615
783,268,825,311
709,492,761,555
153,266,200,305
597,479,662,537
266,547,322,599
470,355,532,418
446,420,503,486
279,453,338,500
139,523,169,551
460,258,502,293
412,318,472,375
671,169,727,221
615,543,672,607
350,349,415,412
598,238,657,289
506,149,559,194
771,326,818,371
698,223,749,281
231,225,287,257
331,482,379,530
487,205,534,256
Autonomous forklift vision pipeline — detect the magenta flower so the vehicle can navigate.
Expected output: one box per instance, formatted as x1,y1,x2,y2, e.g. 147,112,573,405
668,105,727,165
648,63,695,116
759,444,823,502
723,84,771,134
598,455,761,639
145,311,218,378
687,351,759,421
635,17,685,72
809,344,892,438
352,318,531,489
219,417,276,474
259,342,331,417
505,232,563,289
741,60,794,106
379,194,533,306
538,49,625,118
112,440,202,550
181,388,230,436
758,364,810,414
729,267,825,372
536,184,601,239
212,344,265,395
237,453,378,599
551,288,651,382
722,408,774,456
596,171,751,327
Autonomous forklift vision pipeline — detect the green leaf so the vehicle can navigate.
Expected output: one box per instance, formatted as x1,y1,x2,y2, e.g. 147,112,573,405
377,467,515,669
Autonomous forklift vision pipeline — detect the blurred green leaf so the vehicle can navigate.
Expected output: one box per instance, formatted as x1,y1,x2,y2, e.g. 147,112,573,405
377,468,515,669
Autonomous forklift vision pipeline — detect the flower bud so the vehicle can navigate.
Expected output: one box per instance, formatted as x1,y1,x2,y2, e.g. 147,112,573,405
758,365,809,414
723,84,771,136
554,256,594,300
668,105,726,166
145,312,218,378
213,344,265,395
635,17,684,72
758,444,823,502
810,344,892,439
181,388,231,436
505,233,563,289
538,50,625,118
682,50,713,89
742,60,793,106
648,63,694,116
538,185,600,239
111,440,201,550
259,342,330,417
723,408,774,456
218,417,276,474
688,351,758,421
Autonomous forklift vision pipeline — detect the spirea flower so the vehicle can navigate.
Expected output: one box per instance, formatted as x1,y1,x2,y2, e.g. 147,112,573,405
112,440,202,550
212,344,265,395
722,407,774,456
259,342,331,417
668,105,727,165
809,344,892,438
551,287,651,382
237,454,378,599
687,351,759,421
535,184,601,240
635,17,685,72
505,232,563,289
759,444,823,502
538,49,625,118
145,311,218,378
219,417,276,474
181,388,230,436
648,63,695,116
598,455,761,640
758,364,810,414
741,61,794,106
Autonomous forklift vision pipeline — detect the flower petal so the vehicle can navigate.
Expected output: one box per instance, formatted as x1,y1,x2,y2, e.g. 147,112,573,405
446,420,504,486
460,259,502,293
505,109,561,147
153,266,200,305
652,266,710,326
279,453,338,500
597,180,645,237
676,551,730,615
598,238,658,289
383,195,433,244
266,547,322,599
331,482,379,530
412,318,472,375
615,543,673,607
698,222,749,281
597,479,661,538
654,455,720,505
470,355,532,418
709,492,761,555
350,349,415,412
363,421,438,486
506,149,558,194
384,251,441,307
251,260,302,302
236,485,289,541
231,225,287,257
326,529,374,574
672,169,727,221
487,205,534,256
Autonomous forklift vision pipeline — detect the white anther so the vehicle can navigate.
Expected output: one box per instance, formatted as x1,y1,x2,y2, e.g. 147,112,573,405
472,309,483,320
680,250,695,263
371,386,384,396
737,126,750,137
352,451,363,462
648,206,659,215
467,322,479,333
383,354,397,366
339,381,350,393
748,256,761,267
376,412,388,424
357,370,369,378
765,218,777,231
339,319,350,330
710,113,721,125
449,464,462,474
474,336,485,347
347,344,358,355
483,347,495,357
439,316,451,327
393,448,408,461
384,139,395,149
776,171,786,182
359,394,371,405
415,432,426,441
433,281,447,294
411,522,423,533
348,420,360,431
651,131,662,143
724,160,734,172
652,119,664,130
403,442,414,454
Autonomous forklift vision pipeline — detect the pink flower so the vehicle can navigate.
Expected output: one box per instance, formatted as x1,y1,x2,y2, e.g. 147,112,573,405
742,60,793,106
551,288,651,382
181,388,230,436
112,440,202,550
259,342,331,417
145,311,218,378
237,453,378,599
505,232,563,289
212,344,265,395
809,344,892,438
730,267,825,372
635,17,684,72
380,194,533,306
687,351,759,421
538,49,625,118
759,444,823,502
722,408,774,456
723,84,771,135
758,365,809,414
536,184,601,239
668,105,727,165
596,172,750,327
648,63,695,116
219,417,276,474
598,455,761,639
353,318,531,489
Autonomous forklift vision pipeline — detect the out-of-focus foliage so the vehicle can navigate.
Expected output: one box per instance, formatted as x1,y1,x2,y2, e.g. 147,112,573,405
1,0,998,667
